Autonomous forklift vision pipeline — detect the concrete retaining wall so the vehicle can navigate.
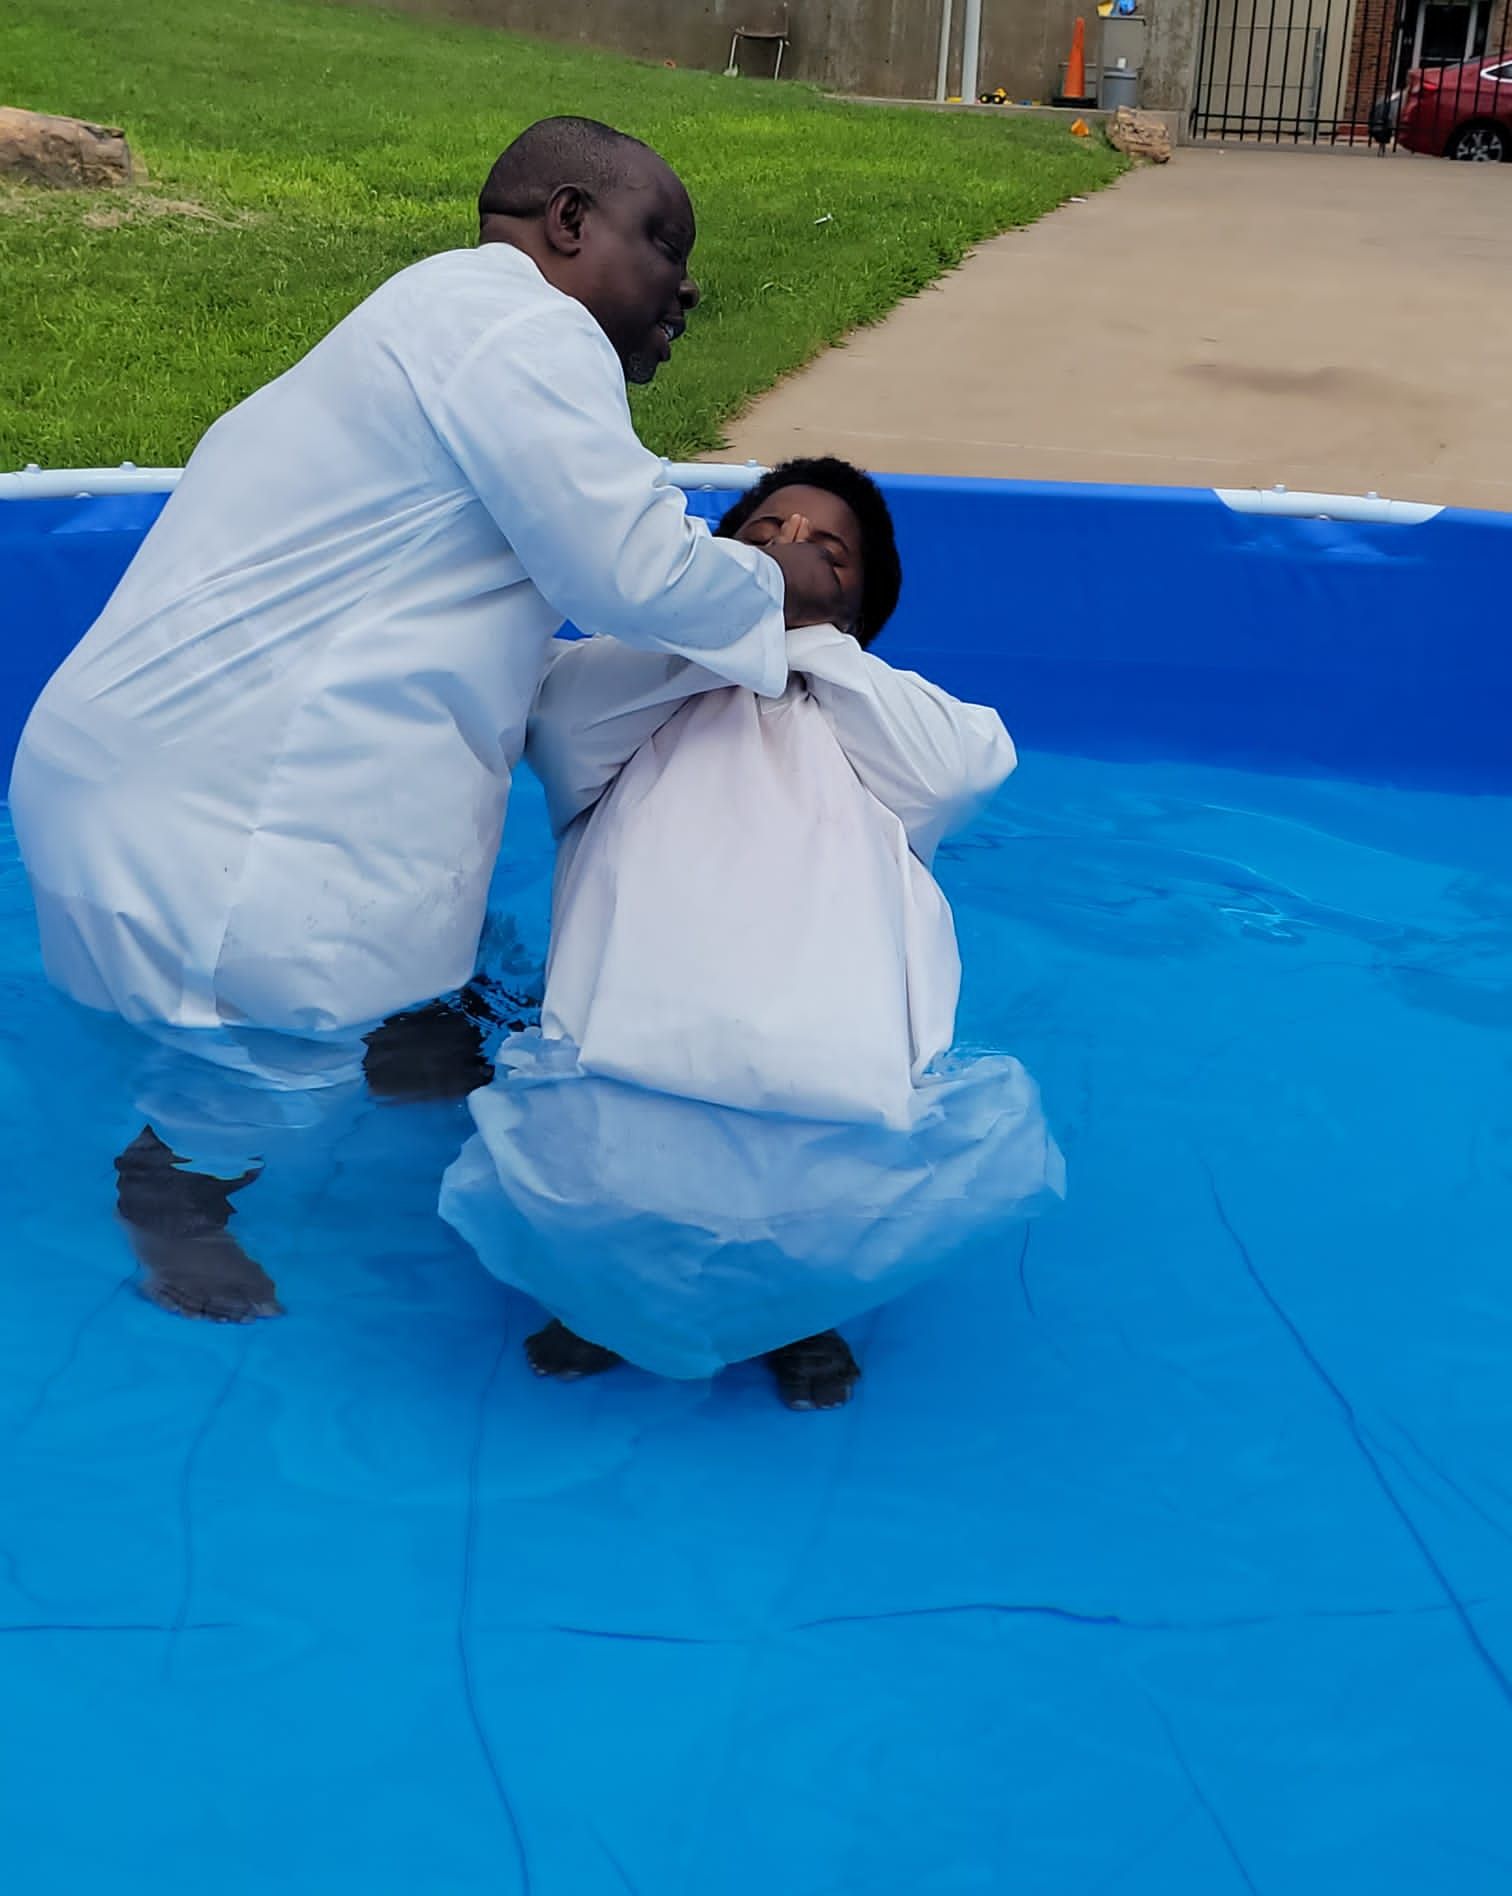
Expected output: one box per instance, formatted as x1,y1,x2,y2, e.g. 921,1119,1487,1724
355,0,1203,111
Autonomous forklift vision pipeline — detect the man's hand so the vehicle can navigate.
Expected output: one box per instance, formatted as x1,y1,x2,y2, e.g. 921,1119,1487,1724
764,514,843,630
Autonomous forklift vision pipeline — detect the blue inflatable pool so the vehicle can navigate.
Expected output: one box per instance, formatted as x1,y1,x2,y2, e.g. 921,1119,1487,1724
3,472,1511,1893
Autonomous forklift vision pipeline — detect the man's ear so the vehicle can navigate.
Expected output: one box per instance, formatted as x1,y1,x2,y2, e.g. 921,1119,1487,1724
542,184,591,257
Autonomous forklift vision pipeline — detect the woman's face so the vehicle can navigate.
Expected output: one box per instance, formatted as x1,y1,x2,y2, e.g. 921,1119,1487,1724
733,484,865,636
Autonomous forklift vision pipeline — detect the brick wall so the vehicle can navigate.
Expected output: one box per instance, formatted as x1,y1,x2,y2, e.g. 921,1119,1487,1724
1343,0,1400,125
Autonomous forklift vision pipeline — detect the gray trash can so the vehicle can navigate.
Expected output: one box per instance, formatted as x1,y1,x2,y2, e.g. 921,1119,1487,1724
1098,12,1145,109
1099,13,1147,72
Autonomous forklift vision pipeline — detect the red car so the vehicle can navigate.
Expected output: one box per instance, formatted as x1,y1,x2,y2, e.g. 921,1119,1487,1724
1392,56,1512,160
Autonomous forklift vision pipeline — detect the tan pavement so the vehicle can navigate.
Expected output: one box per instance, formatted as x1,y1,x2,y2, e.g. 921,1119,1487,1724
720,149,1512,513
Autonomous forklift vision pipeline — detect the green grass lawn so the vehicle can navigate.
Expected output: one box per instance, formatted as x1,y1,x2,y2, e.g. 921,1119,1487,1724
0,0,1124,467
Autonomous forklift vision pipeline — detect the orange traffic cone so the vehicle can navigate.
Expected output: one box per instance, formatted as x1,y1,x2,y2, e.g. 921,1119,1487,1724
1055,17,1095,107
1066,19,1087,98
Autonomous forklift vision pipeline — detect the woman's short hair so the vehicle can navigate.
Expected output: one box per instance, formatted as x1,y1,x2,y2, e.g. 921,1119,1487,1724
716,457,903,646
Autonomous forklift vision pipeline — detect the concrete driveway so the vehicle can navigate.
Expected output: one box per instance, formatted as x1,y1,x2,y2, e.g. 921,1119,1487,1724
722,149,1512,512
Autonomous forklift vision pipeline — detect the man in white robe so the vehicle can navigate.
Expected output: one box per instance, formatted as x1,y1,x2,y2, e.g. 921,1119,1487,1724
8,117,843,1321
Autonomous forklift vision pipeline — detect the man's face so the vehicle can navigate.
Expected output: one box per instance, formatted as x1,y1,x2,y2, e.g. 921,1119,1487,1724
578,158,700,385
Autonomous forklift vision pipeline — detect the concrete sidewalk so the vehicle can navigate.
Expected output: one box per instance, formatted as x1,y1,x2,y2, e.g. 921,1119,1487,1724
721,150,1512,512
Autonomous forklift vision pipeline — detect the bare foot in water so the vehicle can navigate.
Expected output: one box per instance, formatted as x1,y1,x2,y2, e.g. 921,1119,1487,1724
526,1318,622,1380
765,1331,860,1411
131,1227,284,1323
115,1128,282,1322
362,997,494,1101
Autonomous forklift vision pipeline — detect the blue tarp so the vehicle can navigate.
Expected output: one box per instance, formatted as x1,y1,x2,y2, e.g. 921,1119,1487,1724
3,479,1512,1893
6,479,1512,788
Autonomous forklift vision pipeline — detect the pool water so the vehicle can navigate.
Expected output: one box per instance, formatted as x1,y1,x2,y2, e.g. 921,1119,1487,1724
4,753,1512,1894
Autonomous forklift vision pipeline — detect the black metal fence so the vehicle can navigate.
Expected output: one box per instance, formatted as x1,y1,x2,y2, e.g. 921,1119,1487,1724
1190,0,1512,151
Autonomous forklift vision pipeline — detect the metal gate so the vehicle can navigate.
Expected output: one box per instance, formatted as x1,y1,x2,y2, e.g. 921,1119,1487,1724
1190,0,1512,149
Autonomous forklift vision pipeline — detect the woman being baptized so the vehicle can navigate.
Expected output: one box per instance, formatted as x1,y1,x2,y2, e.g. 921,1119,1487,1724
441,458,1063,1409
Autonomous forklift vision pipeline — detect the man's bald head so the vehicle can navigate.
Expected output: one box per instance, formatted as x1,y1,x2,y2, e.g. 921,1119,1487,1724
475,117,699,387
478,117,665,226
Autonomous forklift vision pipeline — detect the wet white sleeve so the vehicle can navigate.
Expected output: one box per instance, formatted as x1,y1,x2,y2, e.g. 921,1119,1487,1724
526,637,733,837
425,305,786,696
788,624,1017,866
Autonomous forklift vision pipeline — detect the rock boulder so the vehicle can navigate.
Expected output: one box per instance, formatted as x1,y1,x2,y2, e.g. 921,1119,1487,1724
1107,107,1173,164
0,106,140,188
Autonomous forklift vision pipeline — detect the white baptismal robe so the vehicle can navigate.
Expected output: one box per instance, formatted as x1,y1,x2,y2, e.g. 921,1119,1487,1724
528,624,1019,1129
438,628,1063,1375
8,243,785,1039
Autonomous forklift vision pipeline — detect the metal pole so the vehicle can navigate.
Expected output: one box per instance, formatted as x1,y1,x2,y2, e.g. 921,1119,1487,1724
0,462,770,501
961,0,983,102
936,0,955,100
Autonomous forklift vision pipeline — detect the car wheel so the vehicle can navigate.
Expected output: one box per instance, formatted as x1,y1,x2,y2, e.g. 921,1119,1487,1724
1445,121,1510,161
